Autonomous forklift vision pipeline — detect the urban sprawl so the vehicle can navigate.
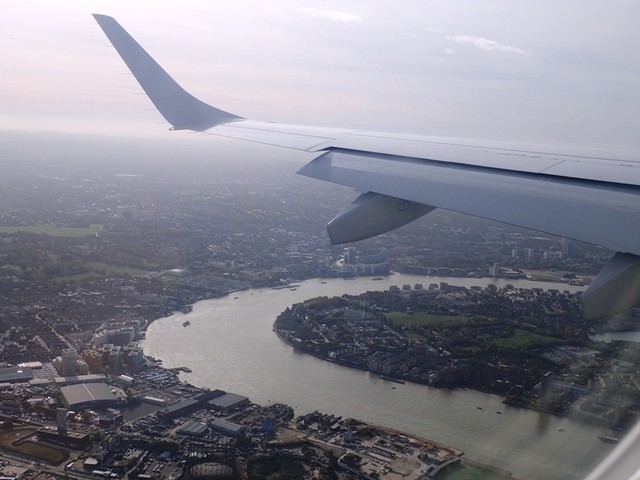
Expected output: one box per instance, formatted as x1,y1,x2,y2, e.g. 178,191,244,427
0,133,637,480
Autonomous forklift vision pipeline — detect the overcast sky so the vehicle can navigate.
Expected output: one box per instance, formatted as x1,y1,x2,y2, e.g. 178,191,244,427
1,0,639,150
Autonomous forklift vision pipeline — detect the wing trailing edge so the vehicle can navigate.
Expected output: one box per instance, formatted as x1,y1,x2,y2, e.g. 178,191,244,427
298,149,640,257
299,148,640,320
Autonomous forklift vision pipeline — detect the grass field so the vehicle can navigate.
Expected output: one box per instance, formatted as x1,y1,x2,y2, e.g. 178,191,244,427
0,428,69,464
494,328,560,348
0,223,102,237
387,312,472,327
248,454,304,480
15,440,69,464
52,261,149,282
436,462,510,480
87,262,148,276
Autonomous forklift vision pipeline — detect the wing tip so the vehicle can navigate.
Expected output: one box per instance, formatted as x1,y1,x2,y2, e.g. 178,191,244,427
92,13,114,24
92,13,243,131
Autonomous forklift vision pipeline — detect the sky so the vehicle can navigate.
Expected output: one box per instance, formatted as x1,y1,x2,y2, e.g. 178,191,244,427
1,0,639,150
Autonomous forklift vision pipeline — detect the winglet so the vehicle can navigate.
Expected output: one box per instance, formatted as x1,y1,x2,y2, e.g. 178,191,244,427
93,14,242,131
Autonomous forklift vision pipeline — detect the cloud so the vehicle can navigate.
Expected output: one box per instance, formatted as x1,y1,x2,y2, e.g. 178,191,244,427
447,34,529,55
297,8,362,24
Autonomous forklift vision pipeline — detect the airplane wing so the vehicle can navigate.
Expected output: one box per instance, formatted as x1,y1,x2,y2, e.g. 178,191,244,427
92,14,640,322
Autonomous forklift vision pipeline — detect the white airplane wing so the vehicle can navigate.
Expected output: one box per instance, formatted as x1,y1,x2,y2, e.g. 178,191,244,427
93,14,640,322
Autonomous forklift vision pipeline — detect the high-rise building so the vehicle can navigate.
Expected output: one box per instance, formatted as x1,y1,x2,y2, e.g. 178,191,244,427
345,246,357,265
81,349,105,374
489,263,500,278
56,407,68,434
61,349,78,377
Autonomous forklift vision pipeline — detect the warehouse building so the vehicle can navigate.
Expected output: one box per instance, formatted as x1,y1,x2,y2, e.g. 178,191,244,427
60,383,118,410
157,398,200,421
209,418,245,437
0,366,33,384
207,393,249,412
177,420,208,437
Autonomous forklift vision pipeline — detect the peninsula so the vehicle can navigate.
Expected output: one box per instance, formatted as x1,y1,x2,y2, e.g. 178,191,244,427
274,283,640,428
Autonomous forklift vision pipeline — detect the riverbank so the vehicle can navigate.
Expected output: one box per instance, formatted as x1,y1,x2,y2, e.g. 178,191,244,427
278,317,634,433
274,317,534,414
272,282,595,405
143,274,611,480
276,316,538,417
141,270,584,333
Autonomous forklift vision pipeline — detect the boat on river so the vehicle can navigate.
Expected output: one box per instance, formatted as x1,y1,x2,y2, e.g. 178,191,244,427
598,436,619,444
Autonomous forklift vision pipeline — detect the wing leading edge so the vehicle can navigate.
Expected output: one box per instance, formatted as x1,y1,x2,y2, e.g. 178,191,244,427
93,15,640,321
93,14,241,130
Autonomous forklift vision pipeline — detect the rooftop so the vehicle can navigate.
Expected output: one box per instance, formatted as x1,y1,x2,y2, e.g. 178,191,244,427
0,367,33,384
208,392,248,410
60,382,117,409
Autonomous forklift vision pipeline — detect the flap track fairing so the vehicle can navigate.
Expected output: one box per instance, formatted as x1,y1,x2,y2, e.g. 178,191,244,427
327,192,435,244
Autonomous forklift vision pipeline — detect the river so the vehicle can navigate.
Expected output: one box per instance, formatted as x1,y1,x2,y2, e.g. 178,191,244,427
591,331,640,343
143,274,618,480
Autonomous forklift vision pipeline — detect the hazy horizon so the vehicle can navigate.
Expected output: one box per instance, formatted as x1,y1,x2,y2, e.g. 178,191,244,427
1,1,639,150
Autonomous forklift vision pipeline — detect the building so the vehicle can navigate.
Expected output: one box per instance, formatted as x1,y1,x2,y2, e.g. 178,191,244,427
61,349,79,376
157,398,200,421
109,346,122,373
177,420,208,436
209,418,245,437
344,246,357,265
54,374,106,386
94,326,138,347
489,263,500,278
0,464,29,479
194,389,225,404
18,361,43,369
37,427,91,449
0,394,22,415
60,382,118,410
81,349,105,374
124,342,144,369
0,366,33,384
207,393,249,412
118,375,134,386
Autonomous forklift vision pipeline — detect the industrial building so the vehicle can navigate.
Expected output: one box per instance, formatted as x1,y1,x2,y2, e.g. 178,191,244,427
60,382,118,410
118,375,135,386
0,366,33,384
195,389,225,403
207,393,249,412
54,374,106,386
142,396,166,406
209,418,245,437
157,398,200,421
177,420,208,436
